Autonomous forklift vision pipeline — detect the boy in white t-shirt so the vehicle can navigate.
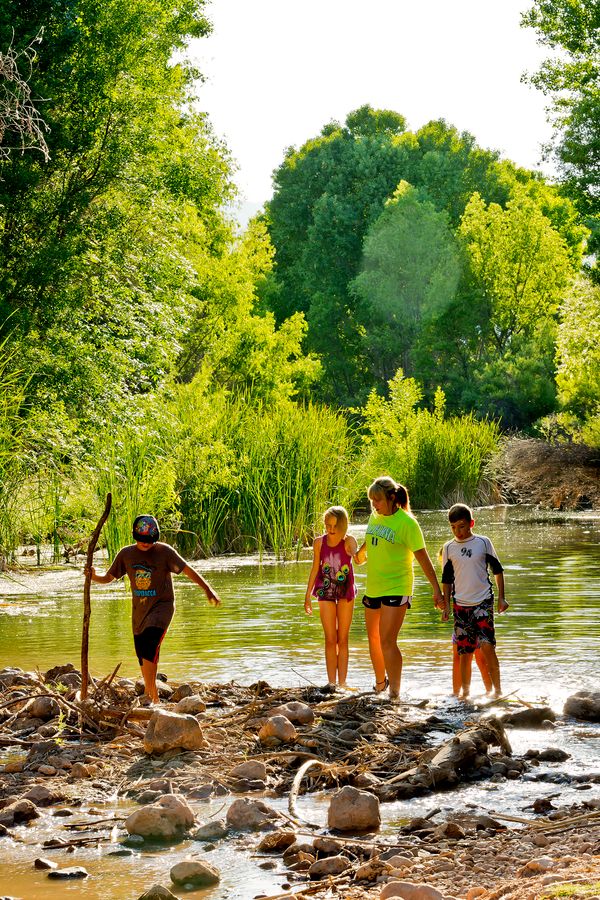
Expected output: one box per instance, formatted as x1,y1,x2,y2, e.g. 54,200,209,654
441,504,509,699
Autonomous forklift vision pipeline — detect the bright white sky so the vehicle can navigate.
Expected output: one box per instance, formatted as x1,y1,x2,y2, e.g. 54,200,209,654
191,0,554,214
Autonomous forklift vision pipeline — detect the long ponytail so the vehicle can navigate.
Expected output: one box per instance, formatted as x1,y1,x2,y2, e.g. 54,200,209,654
368,476,411,512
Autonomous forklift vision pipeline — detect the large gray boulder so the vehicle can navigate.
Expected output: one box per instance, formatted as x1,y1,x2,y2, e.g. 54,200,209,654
143,709,207,754
125,794,195,840
327,785,380,832
564,691,600,722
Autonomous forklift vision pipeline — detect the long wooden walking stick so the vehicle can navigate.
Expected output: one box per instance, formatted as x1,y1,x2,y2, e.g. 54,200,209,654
81,493,112,701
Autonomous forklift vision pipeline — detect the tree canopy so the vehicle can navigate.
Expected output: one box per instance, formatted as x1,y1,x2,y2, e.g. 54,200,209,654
523,0,600,257
263,104,584,422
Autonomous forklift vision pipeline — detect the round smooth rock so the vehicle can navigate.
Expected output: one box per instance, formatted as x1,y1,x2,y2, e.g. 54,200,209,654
190,820,228,841
170,860,220,887
230,760,267,781
269,701,315,725
47,867,89,879
258,716,297,744
327,785,380,832
308,855,351,877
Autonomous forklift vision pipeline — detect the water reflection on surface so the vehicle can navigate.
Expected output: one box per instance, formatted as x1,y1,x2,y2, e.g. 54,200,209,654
0,507,599,899
2,507,598,706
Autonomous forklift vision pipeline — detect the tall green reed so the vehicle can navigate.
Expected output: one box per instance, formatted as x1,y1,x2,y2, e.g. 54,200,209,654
0,341,28,565
91,401,179,559
350,373,500,509
174,379,354,557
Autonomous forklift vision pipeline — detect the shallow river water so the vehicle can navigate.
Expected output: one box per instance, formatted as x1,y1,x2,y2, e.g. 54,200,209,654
0,506,599,898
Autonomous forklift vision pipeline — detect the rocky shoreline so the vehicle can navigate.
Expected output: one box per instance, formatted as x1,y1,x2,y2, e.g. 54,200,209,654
1,665,600,900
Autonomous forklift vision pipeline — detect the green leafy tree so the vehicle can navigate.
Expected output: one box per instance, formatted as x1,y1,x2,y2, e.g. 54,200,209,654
266,107,415,402
556,278,600,418
0,0,234,424
405,120,510,226
459,190,574,353
177,219,321,404
351,181,460,387
265,108,569,407
522,0,600,255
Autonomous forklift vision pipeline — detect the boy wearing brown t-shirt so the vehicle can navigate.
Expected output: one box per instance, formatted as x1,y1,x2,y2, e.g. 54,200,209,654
88,515,220,703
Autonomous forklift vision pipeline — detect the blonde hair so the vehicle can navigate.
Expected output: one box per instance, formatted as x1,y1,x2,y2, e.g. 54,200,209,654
368,476,411,512
323,505,349,532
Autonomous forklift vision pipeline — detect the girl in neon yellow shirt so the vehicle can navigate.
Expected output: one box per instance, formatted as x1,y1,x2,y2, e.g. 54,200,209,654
356,476,443,700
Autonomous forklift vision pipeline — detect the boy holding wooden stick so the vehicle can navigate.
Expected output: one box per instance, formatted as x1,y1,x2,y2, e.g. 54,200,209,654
86,514,220,703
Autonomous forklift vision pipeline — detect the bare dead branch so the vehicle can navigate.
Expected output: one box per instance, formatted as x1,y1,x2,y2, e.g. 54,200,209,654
0,30,50,161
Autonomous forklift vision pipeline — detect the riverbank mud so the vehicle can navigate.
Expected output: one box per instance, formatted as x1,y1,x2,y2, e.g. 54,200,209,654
1,665,599,899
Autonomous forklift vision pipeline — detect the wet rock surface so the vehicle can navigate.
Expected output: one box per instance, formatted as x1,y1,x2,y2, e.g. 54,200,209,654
0,664,599,899
143,709,207,754
565,690,600,722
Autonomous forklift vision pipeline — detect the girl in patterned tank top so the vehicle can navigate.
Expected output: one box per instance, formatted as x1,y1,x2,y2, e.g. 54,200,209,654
304,506,358,689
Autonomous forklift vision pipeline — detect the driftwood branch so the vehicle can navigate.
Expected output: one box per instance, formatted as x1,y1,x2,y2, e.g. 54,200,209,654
81,493,112,700
289,758,332,823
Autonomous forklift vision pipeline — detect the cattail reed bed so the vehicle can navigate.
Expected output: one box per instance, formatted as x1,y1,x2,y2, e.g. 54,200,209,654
5,377,501,564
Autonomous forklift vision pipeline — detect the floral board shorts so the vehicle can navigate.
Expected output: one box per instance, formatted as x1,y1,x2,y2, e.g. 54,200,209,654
453,596,495,655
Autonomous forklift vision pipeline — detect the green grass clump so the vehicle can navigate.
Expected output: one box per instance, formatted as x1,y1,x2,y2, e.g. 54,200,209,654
174,379,354,557
0,345,29,565
350,371,500,509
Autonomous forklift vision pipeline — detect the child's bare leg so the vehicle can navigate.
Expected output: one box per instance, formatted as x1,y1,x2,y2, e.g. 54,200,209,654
364,607,386,689
452,644,461,695
140,658,160,703
335,599,354,686
480,642,502,696
459,651,473,698
379,604,408,698
318,601,338,685
474,646,493,693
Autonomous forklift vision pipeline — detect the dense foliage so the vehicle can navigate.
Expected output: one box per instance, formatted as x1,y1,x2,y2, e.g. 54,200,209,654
522,0,600,443
263,105,586,417
522,0,599,256
0,2,597,563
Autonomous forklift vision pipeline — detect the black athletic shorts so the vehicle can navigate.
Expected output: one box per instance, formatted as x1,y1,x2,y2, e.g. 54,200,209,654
361,595,412,610
133,626,166,665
